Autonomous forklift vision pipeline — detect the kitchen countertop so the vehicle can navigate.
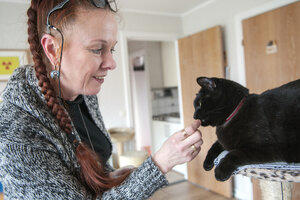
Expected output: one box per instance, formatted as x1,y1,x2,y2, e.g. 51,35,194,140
152,113,181,123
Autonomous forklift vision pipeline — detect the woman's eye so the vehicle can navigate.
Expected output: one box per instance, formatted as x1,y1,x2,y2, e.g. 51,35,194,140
110,48,115,54
91,48,103,55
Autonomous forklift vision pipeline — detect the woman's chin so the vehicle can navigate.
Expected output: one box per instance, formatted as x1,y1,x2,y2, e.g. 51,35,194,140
84,86,102,96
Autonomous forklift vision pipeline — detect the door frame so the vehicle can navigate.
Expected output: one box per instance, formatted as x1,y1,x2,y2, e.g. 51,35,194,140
118,31,187,176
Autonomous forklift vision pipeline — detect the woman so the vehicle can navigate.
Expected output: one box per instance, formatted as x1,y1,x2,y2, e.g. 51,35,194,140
0,0,203,199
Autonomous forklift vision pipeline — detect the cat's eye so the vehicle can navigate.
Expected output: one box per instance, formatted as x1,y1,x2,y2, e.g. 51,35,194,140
198,101,202,108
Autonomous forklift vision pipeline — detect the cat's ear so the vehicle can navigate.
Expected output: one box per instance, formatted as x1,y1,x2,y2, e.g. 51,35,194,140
196,77,216,92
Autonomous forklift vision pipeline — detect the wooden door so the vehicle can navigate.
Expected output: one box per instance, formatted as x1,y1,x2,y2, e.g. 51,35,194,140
243,1,300,93
178,26,232,198
243,1,300,199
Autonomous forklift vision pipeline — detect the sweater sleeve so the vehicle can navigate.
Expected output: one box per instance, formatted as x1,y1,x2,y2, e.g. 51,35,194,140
0,142,94,200
101,156,168,200
0,142,168,200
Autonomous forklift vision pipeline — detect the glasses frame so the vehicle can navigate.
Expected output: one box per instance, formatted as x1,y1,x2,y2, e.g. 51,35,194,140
46,0,117,33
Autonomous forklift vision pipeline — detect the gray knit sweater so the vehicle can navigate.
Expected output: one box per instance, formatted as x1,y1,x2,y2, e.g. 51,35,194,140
0,65,168,199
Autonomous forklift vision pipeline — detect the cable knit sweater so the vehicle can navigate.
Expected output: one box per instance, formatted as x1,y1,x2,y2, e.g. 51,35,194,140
0,65,168,199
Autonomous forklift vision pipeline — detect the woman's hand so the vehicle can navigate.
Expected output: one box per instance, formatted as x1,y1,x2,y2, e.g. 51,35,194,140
152,120,203,174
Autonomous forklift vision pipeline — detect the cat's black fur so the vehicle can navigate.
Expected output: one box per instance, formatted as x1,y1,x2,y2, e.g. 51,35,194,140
193,77,300,181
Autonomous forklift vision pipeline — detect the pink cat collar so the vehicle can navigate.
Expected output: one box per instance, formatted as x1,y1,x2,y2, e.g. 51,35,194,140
225,97,247,123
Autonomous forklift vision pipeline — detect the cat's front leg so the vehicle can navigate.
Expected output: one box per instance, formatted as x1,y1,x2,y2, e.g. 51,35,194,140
203,141,224,171
215,148,281,181
214,149,245,181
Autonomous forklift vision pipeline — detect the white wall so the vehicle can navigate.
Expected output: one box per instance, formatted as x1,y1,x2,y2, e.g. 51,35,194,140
0,2,29,49
161,41,178,87
0,2,29,93
119,11,182,34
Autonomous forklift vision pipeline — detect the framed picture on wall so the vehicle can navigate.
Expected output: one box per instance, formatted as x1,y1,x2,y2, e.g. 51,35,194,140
0,49,30,80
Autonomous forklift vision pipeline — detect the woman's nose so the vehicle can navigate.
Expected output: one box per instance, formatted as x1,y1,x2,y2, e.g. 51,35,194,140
101,52,116,70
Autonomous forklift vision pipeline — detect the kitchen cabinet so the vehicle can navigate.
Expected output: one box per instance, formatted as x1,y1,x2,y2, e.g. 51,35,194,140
151,120,182,154
151,120,187,176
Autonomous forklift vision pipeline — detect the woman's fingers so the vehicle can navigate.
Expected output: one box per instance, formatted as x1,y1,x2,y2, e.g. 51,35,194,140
191,140,203,153
182,129,203,148
176,120,203,158
190,119,202,130
152,120,203,174
180,120,202,140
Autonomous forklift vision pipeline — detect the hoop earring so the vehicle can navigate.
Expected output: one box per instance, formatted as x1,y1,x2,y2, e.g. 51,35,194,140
50,69,60,79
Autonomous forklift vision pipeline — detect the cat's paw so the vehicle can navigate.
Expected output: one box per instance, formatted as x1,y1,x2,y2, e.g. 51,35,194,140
203,159,214,171
214,167,232,181
215,162,236,181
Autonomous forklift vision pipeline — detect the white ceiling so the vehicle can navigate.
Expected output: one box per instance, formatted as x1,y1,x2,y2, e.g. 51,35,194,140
7,0,215,16
118,0,215,16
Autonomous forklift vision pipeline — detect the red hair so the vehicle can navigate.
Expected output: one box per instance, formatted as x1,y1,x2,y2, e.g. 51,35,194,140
27,0,131,195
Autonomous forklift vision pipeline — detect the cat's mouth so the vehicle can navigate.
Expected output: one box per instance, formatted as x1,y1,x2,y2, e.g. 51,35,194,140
200,119,210,126
194,111,210,126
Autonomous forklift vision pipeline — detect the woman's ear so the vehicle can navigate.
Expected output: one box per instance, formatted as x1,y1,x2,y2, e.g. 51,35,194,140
40,34,60,66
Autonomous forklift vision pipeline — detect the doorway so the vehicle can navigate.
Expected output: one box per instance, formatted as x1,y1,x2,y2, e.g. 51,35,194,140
126,39,182,147
127,40,160,151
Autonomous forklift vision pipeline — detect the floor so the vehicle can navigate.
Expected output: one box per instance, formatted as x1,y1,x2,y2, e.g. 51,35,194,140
0,183,230,200
149,181,233,200
149,171,232,200
165,170,186,184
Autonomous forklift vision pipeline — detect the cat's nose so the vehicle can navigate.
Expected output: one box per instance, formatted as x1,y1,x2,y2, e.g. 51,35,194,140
193,111,199,120
193,108,201,119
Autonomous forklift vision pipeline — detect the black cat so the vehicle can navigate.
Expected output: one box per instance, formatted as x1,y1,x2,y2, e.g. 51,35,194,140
193,77,300,181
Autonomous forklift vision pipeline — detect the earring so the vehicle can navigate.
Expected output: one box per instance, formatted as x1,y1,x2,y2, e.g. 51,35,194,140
50,70,60,79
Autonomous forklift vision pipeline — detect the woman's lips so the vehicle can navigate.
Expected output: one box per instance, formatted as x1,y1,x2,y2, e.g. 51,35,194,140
94,76,105,83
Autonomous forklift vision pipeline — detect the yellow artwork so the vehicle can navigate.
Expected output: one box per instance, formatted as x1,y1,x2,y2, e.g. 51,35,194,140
0,56,20,75
0,50,29,80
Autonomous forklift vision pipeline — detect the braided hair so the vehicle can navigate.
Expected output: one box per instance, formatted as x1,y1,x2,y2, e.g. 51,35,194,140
27,0,131,195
